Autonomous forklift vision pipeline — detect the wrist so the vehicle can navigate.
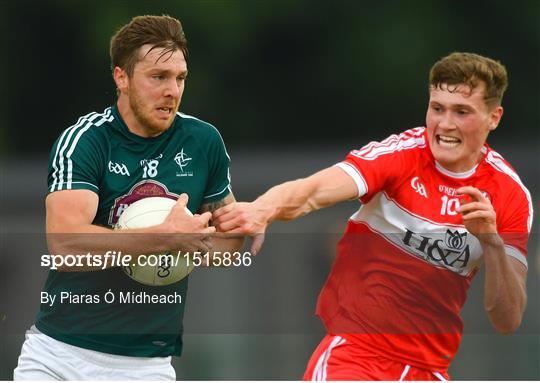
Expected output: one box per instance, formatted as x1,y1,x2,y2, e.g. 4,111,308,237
478,233,504,249
254,199,276,224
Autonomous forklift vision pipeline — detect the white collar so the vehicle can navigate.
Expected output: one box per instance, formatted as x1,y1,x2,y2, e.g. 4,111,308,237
435,161,478,179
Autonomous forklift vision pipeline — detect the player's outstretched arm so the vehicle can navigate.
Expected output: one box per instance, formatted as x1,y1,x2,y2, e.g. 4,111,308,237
46,190,215,271
198,193,245,263
457,186,527,334
213,166,359,254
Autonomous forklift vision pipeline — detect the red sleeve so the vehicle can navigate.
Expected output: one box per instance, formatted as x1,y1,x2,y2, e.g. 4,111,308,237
485,151,533,266
336,128,426,203
497,183,533,263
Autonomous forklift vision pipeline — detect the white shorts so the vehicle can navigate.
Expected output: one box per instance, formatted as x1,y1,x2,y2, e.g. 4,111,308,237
13,326,176,380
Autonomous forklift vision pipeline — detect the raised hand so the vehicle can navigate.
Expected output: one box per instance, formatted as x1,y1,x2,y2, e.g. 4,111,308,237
457,186,499,244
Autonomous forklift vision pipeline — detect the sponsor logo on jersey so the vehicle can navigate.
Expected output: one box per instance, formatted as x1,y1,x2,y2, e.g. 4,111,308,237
108,180,179,225
174,149,193,177
108,161,130,176
402,228,471,272
444,229,468,251
411,176,428,198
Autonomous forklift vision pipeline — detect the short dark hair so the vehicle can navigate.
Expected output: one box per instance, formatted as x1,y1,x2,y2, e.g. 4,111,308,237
429,52,508,108
110,15,188,77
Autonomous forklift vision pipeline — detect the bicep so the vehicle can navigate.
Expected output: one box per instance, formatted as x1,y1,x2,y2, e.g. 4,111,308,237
46,190,99,233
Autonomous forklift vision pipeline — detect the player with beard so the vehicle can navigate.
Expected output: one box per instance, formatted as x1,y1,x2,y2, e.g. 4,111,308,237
14,15,242,380
213,52,533,380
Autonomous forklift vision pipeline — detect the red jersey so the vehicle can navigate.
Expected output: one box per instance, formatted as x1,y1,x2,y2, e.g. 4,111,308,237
316,127,532,371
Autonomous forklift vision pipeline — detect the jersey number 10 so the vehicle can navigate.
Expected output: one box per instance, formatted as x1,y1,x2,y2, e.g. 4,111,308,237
440,195,460,216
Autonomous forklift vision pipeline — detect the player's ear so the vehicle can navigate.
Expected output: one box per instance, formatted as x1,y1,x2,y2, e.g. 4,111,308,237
113,66,129,93
488,105,503,132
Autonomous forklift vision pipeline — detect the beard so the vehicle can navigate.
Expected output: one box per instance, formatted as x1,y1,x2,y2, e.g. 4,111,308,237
128,87,176,136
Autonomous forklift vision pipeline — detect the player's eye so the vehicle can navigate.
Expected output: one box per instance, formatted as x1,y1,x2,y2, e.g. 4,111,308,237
152,75,165,81
457,109,469,116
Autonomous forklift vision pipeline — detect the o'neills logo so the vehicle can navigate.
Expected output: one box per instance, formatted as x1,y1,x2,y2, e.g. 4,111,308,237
108,180,178,226
402,228,470,271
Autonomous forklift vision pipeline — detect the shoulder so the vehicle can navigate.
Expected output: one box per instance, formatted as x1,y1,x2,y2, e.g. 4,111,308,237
52,107,114,148
176,112,224,141
349,127,427,163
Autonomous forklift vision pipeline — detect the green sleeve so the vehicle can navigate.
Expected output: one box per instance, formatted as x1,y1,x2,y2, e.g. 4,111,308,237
47,125,103,194
202,125,231,203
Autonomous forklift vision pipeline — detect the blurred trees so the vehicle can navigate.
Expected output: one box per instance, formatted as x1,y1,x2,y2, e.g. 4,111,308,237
1,0,538,155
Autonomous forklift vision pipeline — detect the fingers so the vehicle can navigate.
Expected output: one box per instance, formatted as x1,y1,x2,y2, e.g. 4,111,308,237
461,211,493,221
213,204,247,232
213,203,235,220
169,194,191,219
251,233,265,256
195,211,212,226
175,193,189,208
215,214,245,232
458,201,490,214
212,207,240,227
456,186,487,203
200,225,216,234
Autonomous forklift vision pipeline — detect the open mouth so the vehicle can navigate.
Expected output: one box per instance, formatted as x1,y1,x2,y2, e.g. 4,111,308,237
436,134,461,148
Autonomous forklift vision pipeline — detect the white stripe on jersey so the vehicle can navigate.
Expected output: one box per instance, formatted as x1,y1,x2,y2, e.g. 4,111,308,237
505,244,528,268
311,336,345,381
398,364,411,381
432,371,448,381
50,111,96,192
485,151,534,232
351,127,425,160
56,111,108,191
357,127,424,156
335,162,368,197
204,184,231,199
69,181,99,191
65,109,113,189
351,192,483,277
50,109,113,192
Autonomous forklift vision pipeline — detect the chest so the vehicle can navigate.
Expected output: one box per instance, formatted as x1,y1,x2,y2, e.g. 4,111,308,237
387,168,497,225
361,168,500,277
96,136,209,226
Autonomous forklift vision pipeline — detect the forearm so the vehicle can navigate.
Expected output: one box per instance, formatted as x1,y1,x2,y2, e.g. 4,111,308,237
254,167,359,223
482,235,527,334
202,235,245,266
255,178,318,222
47,224,176,271
211,234,245,254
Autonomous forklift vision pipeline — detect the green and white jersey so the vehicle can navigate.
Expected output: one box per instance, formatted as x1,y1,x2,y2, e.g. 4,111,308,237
37,105,231,357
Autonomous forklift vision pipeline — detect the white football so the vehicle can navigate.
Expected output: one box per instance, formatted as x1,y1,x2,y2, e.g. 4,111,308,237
116,196,195,286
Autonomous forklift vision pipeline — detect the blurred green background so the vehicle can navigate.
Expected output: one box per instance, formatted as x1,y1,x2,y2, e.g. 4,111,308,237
1,0,538,380
1,0,539,153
